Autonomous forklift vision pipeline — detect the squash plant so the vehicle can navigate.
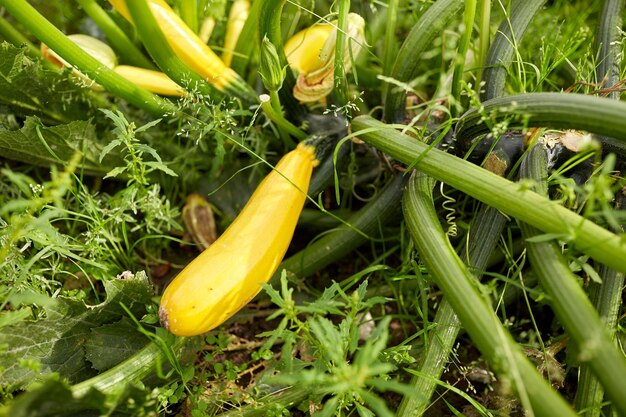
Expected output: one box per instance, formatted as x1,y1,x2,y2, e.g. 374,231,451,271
0,0,624,416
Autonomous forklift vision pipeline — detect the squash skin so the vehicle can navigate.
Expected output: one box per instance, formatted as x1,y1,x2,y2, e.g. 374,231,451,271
159,143,318,336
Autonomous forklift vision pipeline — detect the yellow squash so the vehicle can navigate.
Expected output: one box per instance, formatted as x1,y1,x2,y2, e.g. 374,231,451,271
108,0,238,91
159,143,319,336
114,65,185,96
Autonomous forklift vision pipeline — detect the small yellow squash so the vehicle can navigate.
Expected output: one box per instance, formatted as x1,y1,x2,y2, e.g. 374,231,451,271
159,143,319,336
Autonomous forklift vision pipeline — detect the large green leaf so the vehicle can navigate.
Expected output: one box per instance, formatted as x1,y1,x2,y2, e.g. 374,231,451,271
0,271,153,390
0,116,121,174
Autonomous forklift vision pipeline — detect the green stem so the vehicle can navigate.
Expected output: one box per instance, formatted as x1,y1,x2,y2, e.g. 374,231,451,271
76,0,155,69
397,298,461,417
71,337,187,397
475,0,491,96
179,0,198,34
383,0,464,122
0,13,40,58
269,89,283,115
351,115,626,274
456,92,626,149
518,145,626,417
480,0,546,101
575,192,625,417
595,0,622,96
403,171,577,417
333,0,349,106
380,0,399,101
125,0,217,98
398,204,507,416
0,0,173,116
451,0,476,114
259,94,305,142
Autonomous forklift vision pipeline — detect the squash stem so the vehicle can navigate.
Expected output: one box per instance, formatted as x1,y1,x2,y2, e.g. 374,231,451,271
333,0,350,107
403,171,578,417
260,94,306,142
71,336,188,397
351,115,626,274
519,145,626,416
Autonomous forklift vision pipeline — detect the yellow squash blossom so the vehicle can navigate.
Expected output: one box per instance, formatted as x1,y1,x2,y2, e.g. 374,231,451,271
284,13,365,103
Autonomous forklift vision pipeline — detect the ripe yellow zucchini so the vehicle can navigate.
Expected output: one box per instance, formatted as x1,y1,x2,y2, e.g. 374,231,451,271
159,143,319,336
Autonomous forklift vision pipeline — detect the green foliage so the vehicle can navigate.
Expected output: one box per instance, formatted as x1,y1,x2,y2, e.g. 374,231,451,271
0,271,154,390
0,0,625,416
0,42,102,123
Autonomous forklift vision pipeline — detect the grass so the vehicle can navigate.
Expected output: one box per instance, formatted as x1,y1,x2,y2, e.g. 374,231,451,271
0,0,624,416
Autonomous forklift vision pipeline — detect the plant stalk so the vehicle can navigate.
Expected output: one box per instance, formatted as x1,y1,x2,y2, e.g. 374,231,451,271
403,171,577,417
351,115,626,274
518,145,626,416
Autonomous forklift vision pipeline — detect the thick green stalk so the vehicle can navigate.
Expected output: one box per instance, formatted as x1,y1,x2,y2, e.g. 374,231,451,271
575,192,625,417
179,0,198,34
72,337,187,397
456,93,626,152
403,171,577,417
272,174,407,284
480,0,546,100
518,145,626,416
398,203,508,416
0,0,174,116
351,115,626,274
595,0,623,97
450,0,476,114
125,0,216,98
575,267,625,416
0,13,40,58
383,0,464,123
76,0,155,69
333,0,350,106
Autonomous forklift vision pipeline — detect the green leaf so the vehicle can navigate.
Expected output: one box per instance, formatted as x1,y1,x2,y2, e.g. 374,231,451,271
0,116,122,174
0,42,103,123
0,271,154,391
84,317,149,372
144,161,178,177
103,165,127,179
